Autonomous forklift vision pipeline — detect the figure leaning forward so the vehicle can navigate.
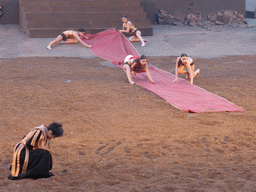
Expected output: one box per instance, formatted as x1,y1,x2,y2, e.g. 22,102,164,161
123,55,155,85
47,28,92,50
173,53,200,85
8,122,64,180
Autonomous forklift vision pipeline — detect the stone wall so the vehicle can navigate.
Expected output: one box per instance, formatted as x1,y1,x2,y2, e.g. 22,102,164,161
0,0,19,24
246,0,256,18
246,0,256,11
141,0,245,23
0,0,245,24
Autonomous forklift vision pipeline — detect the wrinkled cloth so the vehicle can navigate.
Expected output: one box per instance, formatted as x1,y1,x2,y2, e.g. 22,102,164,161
83,28,244,113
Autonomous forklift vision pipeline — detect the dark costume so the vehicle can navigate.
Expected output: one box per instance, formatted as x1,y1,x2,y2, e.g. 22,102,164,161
8,124,53,180
177,58,194,67
124,21,138,37
60,30,75,41
124,56,146,73
60,32,67,41
130,58,146,72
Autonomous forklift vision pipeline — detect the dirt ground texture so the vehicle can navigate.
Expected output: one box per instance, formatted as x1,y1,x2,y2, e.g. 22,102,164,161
0,55,255,192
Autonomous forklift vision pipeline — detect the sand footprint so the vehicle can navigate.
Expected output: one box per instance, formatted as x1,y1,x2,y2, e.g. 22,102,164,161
95,140,122,157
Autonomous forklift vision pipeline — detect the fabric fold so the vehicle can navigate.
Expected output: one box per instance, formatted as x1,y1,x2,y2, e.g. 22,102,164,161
82,28,244,113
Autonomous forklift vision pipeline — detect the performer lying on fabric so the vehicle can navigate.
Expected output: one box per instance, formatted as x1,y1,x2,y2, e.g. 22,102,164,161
8,122,64,180
123,55,155,85
119,15,146,47
173,53,200,85
47,28,92,50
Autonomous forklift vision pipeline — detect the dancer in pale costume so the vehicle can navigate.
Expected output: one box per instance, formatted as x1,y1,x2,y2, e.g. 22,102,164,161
173,53,200,85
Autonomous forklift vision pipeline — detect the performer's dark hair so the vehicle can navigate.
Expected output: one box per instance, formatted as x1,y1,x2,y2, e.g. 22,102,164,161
181,53,187,57
122,15,135,25
47,122,64,137
78,28,85,33
140,55,147,60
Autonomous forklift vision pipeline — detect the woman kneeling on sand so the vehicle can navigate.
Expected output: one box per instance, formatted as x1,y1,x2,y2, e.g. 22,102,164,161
123,55,155,85
173,53,200,85
8,123,64,180
47,28,92,50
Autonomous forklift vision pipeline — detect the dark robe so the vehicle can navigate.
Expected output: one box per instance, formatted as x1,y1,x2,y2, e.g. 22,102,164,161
8,125,54,180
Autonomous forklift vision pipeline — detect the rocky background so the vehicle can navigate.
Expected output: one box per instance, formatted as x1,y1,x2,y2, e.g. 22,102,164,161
157,10,249,31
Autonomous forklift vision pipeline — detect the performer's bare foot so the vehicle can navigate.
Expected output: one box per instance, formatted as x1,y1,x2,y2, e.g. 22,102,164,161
130,39,147,42
129,81,135,85
195,69,200,77
47,45,52,50
141,42,145,47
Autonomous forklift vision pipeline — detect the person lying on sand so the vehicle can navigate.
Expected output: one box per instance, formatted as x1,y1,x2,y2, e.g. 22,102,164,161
47,28,92,50
123,55,155,85
173,53,200,85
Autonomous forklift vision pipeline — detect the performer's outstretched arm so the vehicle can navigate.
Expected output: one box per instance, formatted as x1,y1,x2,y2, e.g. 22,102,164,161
145,65,156,84
73,33,92,48
173,57,179,83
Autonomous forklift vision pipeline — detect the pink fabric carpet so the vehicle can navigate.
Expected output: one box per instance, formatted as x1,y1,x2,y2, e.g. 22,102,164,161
83,28,244,113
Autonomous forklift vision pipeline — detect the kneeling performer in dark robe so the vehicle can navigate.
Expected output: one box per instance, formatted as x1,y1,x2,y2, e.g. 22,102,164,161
8,122,64,180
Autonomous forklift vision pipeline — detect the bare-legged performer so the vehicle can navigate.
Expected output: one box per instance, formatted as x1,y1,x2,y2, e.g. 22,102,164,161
119,15,146,47
173,53,200,85
123,55,155,84
47,28,92,50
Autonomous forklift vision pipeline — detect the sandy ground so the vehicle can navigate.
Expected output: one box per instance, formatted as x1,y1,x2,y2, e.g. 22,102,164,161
0,55,255,191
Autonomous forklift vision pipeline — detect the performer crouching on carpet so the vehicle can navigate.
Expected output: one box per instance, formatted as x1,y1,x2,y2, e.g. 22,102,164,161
123,55,155,85
119,15,146,47
173,53,200,85
8,122,64,180
47,28,92,50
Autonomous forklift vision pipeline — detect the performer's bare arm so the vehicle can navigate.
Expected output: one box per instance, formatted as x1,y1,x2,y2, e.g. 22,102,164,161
119,22,132,33
173,57,180,83
130,60,139,71
73,32,92,48
145,65,156,84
